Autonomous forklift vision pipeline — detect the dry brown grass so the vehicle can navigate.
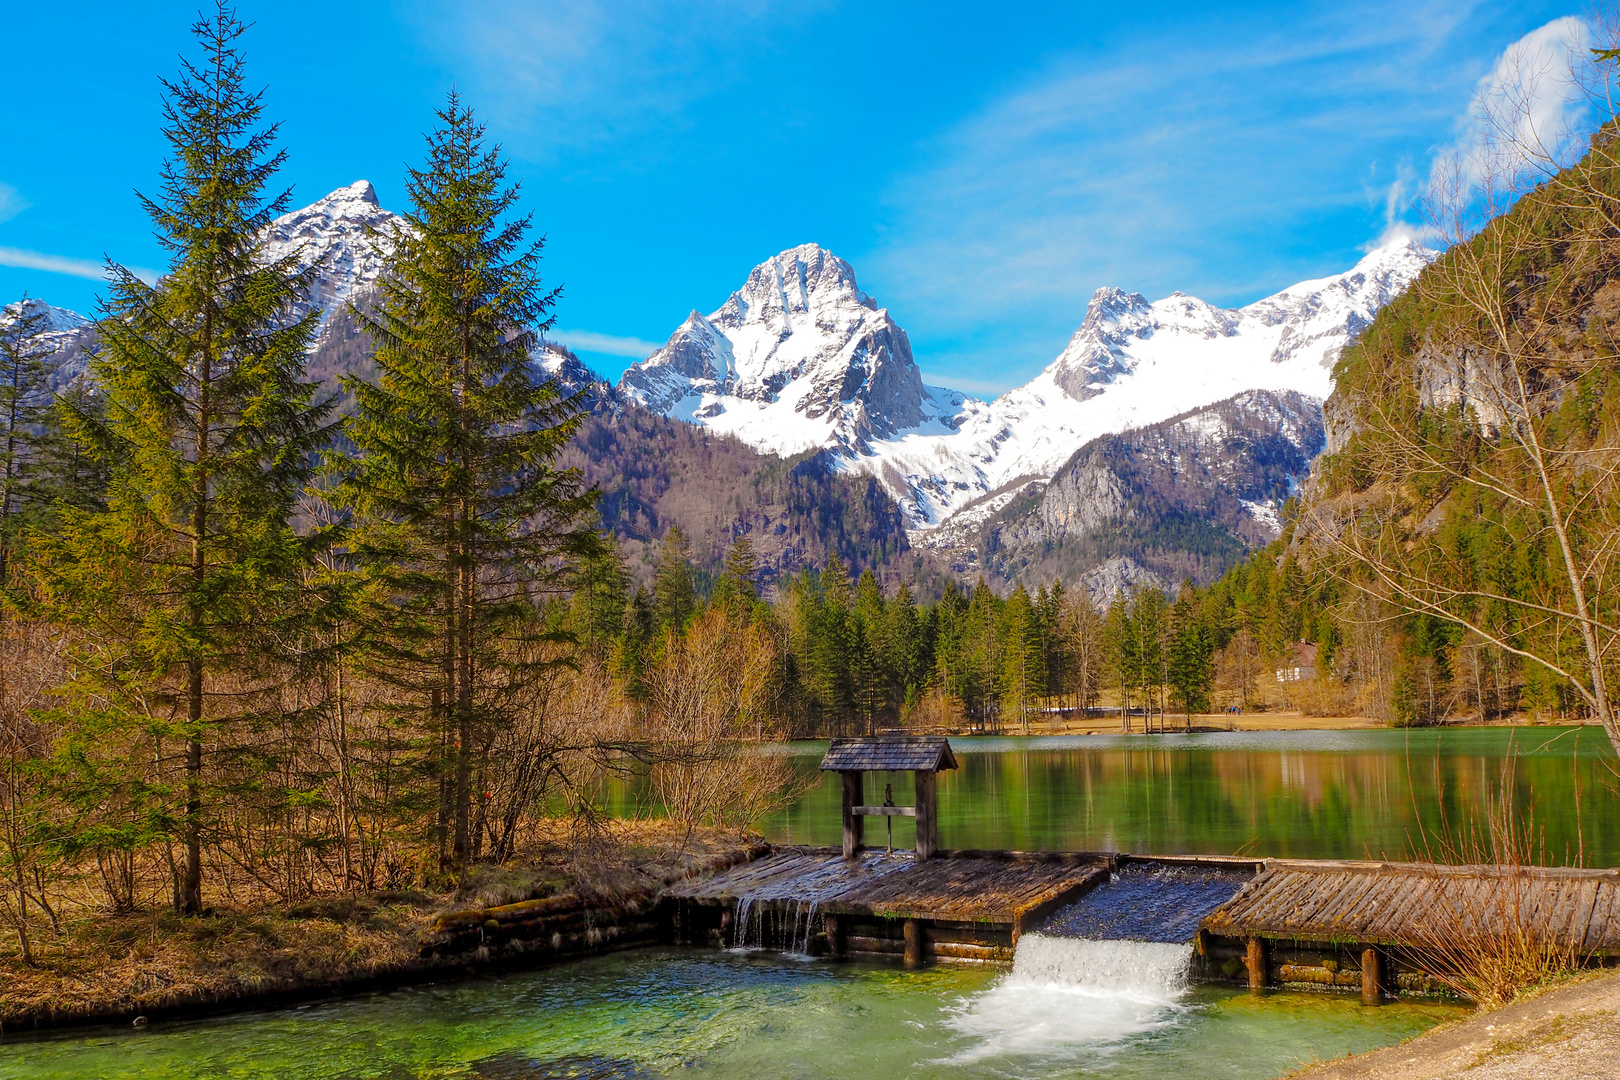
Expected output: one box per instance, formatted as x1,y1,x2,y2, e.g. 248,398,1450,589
0,817,757,1030
1406,762,1589,1007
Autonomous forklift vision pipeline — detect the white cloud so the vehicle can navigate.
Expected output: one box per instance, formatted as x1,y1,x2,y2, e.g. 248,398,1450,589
1442,16,1593,193
0,247,157,285
550,328,661,358
0,184,29,225
0,246,108,280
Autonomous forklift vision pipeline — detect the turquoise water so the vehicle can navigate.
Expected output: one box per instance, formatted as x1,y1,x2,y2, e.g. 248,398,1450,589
0,949,1459,1079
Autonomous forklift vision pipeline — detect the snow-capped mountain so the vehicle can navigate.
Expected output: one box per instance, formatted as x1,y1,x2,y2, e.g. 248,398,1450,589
856,240,1435,526
914,389,1327,604
260,179,401,340
1,298,94,393
621,238,1432,530
1,298,86,338
617,244,964,456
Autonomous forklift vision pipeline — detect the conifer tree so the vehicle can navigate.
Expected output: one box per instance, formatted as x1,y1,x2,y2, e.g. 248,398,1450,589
30,7,333,914
33,378,111,521
0,298,59,577
343,92,594,873
569,533,629,657
715,534,758,608
653,526,696,631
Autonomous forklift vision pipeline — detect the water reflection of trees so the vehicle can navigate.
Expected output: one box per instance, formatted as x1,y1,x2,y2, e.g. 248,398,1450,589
855,736,1620,865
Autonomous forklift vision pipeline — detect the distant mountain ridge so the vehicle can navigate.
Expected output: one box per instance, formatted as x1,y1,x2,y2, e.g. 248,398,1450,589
9,182,1431,604
621,239,1434,532
913,389,1327,604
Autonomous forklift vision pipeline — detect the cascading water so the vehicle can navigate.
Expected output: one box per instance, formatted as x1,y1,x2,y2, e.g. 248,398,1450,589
727,852,910,953
942,865,1251,1063
943,934,1195,1063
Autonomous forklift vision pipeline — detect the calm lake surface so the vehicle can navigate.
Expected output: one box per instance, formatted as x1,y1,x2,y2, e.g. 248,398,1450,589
10,726,1602,1079
757,726,1620,865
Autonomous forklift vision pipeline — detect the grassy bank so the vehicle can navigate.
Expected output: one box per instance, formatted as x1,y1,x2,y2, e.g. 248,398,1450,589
0,820,758,1033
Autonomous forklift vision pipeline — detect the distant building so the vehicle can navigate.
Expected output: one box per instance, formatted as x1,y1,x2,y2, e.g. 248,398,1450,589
1275,641,1318,684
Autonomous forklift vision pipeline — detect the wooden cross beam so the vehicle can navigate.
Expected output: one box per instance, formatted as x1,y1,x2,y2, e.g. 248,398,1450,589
850,805,918,817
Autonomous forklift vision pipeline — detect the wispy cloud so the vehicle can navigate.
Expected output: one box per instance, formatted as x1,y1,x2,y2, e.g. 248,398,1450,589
0,185,29,226
0,246,157,285
0,247,109,281
550,328,661,358
873,2,1478,342
1441,16,1593,193
405,0,819,156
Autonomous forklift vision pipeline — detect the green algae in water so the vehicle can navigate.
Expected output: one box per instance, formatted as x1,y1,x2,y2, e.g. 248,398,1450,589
0,949,1461,1080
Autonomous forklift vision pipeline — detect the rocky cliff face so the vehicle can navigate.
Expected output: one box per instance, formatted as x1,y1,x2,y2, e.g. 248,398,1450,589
913,389,1326,604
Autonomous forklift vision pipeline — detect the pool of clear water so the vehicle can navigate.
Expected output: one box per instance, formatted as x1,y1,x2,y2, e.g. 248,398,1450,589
751,726,1620,864
0,949,1461,1080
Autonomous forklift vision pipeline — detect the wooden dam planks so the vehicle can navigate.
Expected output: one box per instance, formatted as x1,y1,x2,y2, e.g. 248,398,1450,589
1203,861,1620,954
667,848,1107,927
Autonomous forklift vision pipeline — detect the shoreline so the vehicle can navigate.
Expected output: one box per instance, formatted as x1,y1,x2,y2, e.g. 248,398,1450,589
0,824,761,1038
927,713,1599,737
1289,969,1620,1078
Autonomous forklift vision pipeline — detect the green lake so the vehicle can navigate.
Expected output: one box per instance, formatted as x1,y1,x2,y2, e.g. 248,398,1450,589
0,950,1459,1080
755,726,1620,864
8,726,1608,1079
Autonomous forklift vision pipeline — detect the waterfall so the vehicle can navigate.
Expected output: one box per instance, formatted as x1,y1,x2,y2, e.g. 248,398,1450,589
941,933,1194,1064
732,897,757,949
1008,934,1191,997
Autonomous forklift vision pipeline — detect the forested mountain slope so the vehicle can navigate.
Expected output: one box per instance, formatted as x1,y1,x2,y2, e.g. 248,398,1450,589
1190,124,1620,727
559,395,926,594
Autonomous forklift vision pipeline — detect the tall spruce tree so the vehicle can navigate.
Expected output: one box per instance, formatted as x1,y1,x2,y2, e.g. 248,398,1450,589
343,93,594,874
30,6,331,914
0,298,59,578
652,526,697,631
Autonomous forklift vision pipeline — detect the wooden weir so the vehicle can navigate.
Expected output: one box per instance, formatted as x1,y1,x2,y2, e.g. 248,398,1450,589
655,739,1620,999
663,847,1108,965
1198,859,1620,1000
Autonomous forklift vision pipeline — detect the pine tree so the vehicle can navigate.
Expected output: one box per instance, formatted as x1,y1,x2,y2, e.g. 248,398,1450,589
1169,590,1214,726
653,526,697,631
343,92,595,874
569,534,629,657
714,534,758,609
1000,585,1042,733
33,377,111,521
0,298,59,577
30,5,332,913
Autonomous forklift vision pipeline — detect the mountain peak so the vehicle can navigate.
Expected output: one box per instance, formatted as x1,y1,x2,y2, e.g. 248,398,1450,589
263,183,402,339
618,244,933,455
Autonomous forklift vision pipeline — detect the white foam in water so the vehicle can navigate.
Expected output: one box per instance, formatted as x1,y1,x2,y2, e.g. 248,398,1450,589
942,934,1194,1063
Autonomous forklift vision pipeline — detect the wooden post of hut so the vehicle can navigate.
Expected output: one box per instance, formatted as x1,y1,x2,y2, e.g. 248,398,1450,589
819,737,958,861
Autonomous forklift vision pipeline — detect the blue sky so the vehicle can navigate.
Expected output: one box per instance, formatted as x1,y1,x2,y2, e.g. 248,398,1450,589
0,1,1587,396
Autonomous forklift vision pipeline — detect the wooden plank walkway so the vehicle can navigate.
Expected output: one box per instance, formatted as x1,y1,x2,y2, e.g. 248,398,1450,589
1202,860,1620,955
665,847,1106,928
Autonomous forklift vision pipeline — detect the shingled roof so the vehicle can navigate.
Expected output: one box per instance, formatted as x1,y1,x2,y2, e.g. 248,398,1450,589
819,736,958,772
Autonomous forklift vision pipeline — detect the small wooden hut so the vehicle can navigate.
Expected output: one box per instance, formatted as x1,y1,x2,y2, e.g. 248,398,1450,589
819,736,958,860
